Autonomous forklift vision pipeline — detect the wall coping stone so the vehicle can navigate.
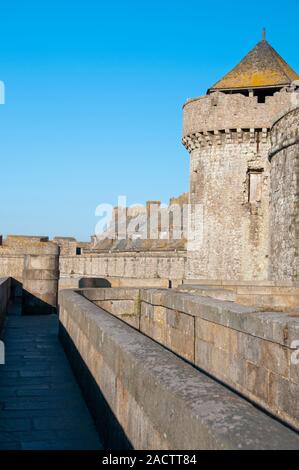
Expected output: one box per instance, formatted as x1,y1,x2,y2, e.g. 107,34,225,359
140,288,299,348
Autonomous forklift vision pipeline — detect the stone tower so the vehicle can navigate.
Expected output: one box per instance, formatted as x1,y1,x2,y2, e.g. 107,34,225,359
183,36,299,281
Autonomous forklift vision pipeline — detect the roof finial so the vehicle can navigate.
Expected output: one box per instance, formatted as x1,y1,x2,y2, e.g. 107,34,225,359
262,27,266,41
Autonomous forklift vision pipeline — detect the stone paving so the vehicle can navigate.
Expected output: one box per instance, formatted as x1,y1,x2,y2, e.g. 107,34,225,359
0,303,102,450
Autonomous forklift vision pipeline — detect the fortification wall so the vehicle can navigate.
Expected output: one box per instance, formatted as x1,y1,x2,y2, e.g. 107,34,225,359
59,252,187,289
269,107,299,281
0,235,187,293
59,288,299,449
183,90,295,281
183,90,293,137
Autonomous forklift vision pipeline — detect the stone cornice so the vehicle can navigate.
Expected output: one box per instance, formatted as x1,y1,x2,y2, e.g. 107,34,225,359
182,128,269,153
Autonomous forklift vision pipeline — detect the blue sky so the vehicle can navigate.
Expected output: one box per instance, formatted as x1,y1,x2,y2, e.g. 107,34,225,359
0,0,298,240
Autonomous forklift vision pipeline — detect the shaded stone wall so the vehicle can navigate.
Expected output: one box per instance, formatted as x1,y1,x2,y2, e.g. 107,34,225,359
269,107,299,281
0,277,11,331
183,89,295,280
22,247,60,314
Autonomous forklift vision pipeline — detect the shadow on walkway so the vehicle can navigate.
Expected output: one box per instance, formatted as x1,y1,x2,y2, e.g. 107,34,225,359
0,302,103,450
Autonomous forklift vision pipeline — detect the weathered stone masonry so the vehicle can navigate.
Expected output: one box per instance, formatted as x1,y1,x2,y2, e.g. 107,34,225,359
269,107,299,281
182,34,299,282
81,286,299,431
183,90,294,281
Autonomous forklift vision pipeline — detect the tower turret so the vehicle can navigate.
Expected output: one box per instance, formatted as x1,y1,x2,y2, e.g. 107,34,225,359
183,36,298,281
208,33,299,102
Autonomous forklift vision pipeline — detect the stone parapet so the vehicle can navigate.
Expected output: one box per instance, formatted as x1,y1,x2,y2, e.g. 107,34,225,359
82,287,299,431
59,289,299,450
59,251,187,282
183,90,294,143
178,281,299,312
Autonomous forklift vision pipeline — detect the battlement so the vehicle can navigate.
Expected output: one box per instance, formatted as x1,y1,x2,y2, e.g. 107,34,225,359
0,237,58,256
183,89,294,146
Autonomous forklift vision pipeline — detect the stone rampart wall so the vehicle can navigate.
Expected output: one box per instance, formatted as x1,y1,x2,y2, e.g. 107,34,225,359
59,252,187,286
59,289,299,449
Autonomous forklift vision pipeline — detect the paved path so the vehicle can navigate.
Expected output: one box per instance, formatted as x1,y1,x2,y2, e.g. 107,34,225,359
0,303,102,450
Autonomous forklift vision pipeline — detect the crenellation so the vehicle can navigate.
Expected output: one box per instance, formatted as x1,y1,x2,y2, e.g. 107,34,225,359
183,90,294,139
183,128,272,152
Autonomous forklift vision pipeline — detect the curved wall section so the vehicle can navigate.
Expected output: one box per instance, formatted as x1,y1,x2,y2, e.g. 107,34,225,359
269,107,299,281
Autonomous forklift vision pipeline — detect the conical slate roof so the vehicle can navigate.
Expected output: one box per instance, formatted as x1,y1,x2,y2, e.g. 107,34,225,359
208,39,299,92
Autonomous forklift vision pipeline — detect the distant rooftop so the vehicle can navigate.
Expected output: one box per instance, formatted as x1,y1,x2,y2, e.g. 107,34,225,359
208,34,299,93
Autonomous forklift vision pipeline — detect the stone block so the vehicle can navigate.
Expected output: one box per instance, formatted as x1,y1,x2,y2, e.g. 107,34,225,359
261,341,289,378
269,373,299,427
195,338,213,371
245,361,269,403
140,302,154,320
290,357,299,385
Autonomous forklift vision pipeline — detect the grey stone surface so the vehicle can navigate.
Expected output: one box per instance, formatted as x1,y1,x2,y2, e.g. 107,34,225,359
0,302,102,450
59,289,299,450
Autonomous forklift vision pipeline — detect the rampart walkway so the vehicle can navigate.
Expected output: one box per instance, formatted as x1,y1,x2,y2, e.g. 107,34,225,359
0,303,102,450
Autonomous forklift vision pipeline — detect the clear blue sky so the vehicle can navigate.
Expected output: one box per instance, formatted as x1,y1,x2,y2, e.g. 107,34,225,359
0,0,298,240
